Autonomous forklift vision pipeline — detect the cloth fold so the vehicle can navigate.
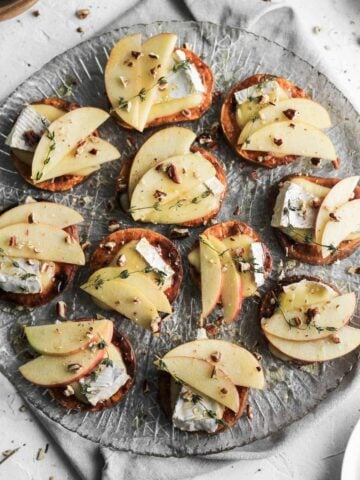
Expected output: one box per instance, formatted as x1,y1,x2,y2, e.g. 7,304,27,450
12,1,360,479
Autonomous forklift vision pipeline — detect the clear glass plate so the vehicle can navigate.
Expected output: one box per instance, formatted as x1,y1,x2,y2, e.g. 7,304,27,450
0,21,359,457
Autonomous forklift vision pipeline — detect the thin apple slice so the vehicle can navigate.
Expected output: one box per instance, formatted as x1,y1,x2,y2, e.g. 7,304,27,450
85,267,172,314
0,223,85,265
25,319,113,356
128,127,196,196
70,166,100,176
199,236,223,318
136,33,177,131
31,107,109,183
0,202,83,229
208,236,243,323
40,137,120,181
81,277,160,331
265,326,360,363
164,339,264,389
315,176,359,243
290,177,330,198
159,356,239,412
19,345,107,387
241,120,337,160
147,93,203,123
261,292,356,341
32,104,65,122
104,33,142,129
321,199,360,258
278,279,338,311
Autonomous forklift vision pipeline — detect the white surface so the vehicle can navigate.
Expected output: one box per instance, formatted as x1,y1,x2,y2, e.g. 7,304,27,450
341,417,360,480
1,0,360,479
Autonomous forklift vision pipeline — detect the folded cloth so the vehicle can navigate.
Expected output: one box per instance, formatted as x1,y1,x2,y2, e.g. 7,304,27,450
13,1,360,479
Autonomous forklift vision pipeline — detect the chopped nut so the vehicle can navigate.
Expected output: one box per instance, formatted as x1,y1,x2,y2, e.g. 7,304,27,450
149,67,157,78
9,235,17,247
312,197,322,208
305,307,319,324
233,205,241,215
246,404,253,420
76,9,90,19
116,254,126,267
56,300,68,319
313,26,322,34
67,363,82,372
63,385,75,397
89,148,98,155
332,334,341,344
108,220,121,232
310,157,321,166
292,316,302,326
253,352,262,361
332,158,341,170
148,52,159,59
133,297,140,304
348,266,360,275
273,138,283,146
181,109,191,118
32,10,40,17
205,323,219,336
131,51,143,59
28,212,37,223
283,108,296,120
102,241,116,252
169,227,189,240
329,212,340,221
166,164,181,184
23,129,40,147
119,76,128,88
76,27,84,33
154,189,167,200
220,387,228,394
210,351,222,362
288,123,296,128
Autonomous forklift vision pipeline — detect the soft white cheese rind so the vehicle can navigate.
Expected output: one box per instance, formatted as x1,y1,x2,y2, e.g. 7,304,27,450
271,181,317,229
172,385,224,433
249,242,265,287
234,80,283,106
135,238,174,278
0,256,42,294
164,49,205,99
5,105,50,152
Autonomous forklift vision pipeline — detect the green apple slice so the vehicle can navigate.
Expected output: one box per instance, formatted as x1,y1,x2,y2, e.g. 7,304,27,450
164,339,265,389
32,104,65,122
104,33,142,130
321,199,360,258
19,345,107,387
81,277,160,330
290,177,330,198
278,279,338,311
147,93,203,123
0,223,85,265
31,107,109,182
315,176,360,244
241,120,337,160
158,356,239,412
0,202,83,229
261,292,356,341
70,166,100,176
199,235,223,318
128,127,196,196
24,319,113,356
264,326,360,363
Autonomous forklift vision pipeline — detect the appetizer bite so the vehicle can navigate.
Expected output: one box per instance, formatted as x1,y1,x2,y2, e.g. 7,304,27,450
188,221,272,323
105,33,213,132
260,276,360,363
156,335,264,433
19,318,135,411
6,98,120,191
0,200,85,307
81,228,182,334
118,126,226,226
221,74,337,168
271,175,360,264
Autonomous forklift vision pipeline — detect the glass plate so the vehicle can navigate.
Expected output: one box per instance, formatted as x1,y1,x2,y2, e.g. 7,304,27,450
0,21,359,457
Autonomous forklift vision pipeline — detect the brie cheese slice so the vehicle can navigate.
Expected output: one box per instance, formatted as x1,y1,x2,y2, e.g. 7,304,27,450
234,80,285,106
250,242,265,287
0,256,42,294
204,177,225,196
5,106,50,152
271,181,317,229
135,238,174,278
172,385,224,433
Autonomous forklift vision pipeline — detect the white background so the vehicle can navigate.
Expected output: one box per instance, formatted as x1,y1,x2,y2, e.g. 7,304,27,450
0,0,360,478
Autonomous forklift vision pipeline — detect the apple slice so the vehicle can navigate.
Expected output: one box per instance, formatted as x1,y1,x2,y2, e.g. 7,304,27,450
321,199,360,258
241,120,337,160
290,177,330,199
70,166,100,176
85,267,172,314
104,33,142,130
278,279,338,311
0,202,83,229
199,236,223,318
19,345,107,387
40,137,120,181
128,127,196,196
136,33,177,131
147,93,203,123
159,356,239,412
315,176,359,243
265,326,360,363
25,319,113,356
261,292,356,341
31,107,109,183
81,277,160,330
0,223,85,265
164,339,264,389
32,104,65,122
208,236,243,323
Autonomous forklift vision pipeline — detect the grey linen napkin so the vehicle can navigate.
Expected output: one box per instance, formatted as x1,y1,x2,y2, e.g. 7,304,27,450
19,1,359,478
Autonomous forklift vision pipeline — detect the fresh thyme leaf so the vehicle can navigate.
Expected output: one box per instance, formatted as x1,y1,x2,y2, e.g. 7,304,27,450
128,202,162,213
97,339,107,350
138,88,147,102
35,171,43,181
118,97,129,110
169,199,187,210
92,275,104,290
119,269,130,279
20,273,36,280
199,237,228,257
172,59,190,72
56,78,76,98
102,357,114,367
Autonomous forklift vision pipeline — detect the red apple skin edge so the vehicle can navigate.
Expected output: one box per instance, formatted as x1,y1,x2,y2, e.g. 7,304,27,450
202,272,224,319
222,274,244,324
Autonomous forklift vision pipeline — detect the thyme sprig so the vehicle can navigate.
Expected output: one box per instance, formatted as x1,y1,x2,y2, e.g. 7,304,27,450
199,237,228,257
85,266,167,290
128,202,162,214
35,120,56,181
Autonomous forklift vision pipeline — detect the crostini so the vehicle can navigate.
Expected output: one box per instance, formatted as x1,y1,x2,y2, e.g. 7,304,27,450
188,221,272,323
19,318,135,412
260,275,360,363
156,333,264,433
271,175,360,264
81,228,182,334
221,74,337,168
118,126,226,226
105,33,213,132
6,98,120,192
0,200,85,307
